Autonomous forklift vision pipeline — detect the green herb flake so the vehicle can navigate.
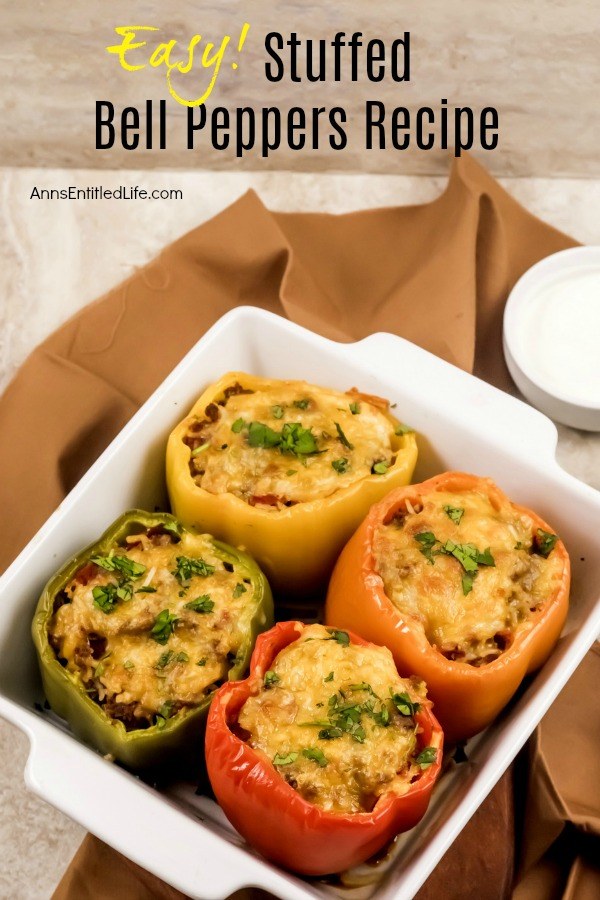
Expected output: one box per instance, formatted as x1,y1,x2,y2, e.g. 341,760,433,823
232,583,247,599
176,651,189,663
414,531,437,564
155,701,174,731
123,660,135,670
293,398,310,410
461,573,475,596
91,555,146,579
136,586,157,594
391,691,420,717
372,460,389,475
349,401,361,415
332,457,349,474
271,405,284,419
156,650,174,669
150,609,178,645
328,629,350,647
395,423,414,435
302,747,328,767
334,421,354,450
231,418,245,433
324,671,334,682
264,670,280,688
173,556,215,582
415,746,438,769
443,505,464,526
197,657,207,667
184,595,214,614
318,726,343,740
248,421,281,449
286,469,297,476
92,584,120,614
533,529,558,558
273,751,298,766
280,422,319,456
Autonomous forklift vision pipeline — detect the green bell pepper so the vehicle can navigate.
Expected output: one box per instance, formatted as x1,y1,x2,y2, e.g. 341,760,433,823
31,510,273,771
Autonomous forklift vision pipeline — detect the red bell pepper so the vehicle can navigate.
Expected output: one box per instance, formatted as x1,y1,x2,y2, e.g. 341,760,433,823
205,621,443,875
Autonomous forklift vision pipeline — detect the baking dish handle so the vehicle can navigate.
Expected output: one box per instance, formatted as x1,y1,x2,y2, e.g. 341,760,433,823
22,716,311,900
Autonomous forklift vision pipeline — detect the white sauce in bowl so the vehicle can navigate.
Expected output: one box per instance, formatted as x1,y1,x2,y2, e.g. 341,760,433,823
518,265,600,407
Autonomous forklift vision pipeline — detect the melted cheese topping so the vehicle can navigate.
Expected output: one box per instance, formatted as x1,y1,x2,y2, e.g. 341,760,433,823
48,529,256,729
184,381,396,508
374,489,564,665
238,624,426,814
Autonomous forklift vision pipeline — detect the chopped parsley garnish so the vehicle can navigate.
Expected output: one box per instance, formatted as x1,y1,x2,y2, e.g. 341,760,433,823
391,691,420,717
280,422,319,455
395,423,414,435
156,650,174,669
334,421,354,450
533,528,558,558
293,398,310,409
123,660,135,670
173,556,215,582
443,505,464,526
324,671,334,682
91,554,146,579
461,573,475,596
414,531,437,564
318,726,344,740
302,747,328,767
328,629,350,646
91,583,128,613
155,701,174,730
414,532,495,593
349,401,361,414
248,421,281,448
150,609,178,644
176,651,189,663
273,751,298,766
271,405,284,419
245,420,320,457
197,657,207,667
332,457,349,474
264,670,280,688
184,595,214,614
372,460,389,475
232,583,247,598
415,746,438,768
231,418,245,433
136,586,157,594
286,469,297,476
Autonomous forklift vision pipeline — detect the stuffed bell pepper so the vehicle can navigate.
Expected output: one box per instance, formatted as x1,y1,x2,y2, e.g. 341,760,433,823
205,621,443,875
32,510,273,770
326,472,570,741
166,373,417,596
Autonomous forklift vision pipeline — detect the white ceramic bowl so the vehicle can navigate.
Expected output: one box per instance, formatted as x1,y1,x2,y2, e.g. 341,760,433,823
1,308,600,899
503,246,600,431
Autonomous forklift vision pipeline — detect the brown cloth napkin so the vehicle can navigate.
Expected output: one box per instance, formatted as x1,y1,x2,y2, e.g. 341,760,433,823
0,153,596,899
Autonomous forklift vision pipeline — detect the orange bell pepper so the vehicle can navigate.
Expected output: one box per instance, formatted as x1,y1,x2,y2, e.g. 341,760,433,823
325,472,570,741
205,620,443,875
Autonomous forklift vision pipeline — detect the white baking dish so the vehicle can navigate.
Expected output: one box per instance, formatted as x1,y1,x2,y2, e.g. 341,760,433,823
1,307,599,900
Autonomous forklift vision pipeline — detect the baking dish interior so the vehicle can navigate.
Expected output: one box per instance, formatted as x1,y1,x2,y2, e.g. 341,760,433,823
0,307,598,900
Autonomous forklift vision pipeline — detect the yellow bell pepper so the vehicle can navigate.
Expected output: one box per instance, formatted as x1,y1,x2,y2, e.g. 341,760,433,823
166,372,417,596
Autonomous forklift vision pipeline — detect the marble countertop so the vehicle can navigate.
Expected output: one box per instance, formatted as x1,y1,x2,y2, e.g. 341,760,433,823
1,165,599,898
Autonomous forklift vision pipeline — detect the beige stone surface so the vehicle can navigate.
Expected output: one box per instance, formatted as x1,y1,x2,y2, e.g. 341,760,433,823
0,165,599,897
1,0,598,176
